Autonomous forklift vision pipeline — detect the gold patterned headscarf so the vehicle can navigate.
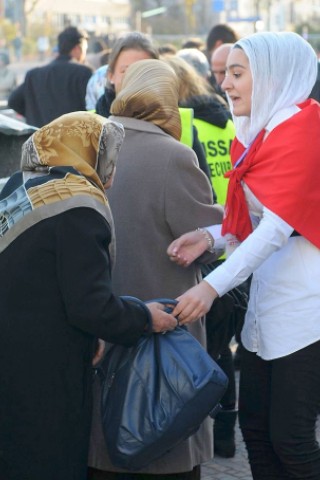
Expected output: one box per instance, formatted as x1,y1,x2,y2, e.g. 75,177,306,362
0,112,124,260
110,59,181,141
21,111,125,192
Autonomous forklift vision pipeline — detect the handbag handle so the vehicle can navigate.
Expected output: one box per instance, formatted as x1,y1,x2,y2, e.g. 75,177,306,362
146,298,181,332
120,296,179,333
146,298,178,314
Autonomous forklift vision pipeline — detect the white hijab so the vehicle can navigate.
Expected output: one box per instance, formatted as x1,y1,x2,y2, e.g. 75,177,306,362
228,31,318,146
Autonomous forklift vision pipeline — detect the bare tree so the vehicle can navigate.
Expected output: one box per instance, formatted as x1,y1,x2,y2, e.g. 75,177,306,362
13,0,40,34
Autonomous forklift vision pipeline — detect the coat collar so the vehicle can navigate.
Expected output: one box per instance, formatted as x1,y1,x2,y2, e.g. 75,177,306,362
109,116,171,137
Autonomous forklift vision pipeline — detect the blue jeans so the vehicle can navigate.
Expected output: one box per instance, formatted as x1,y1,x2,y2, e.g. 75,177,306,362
239,341,320,479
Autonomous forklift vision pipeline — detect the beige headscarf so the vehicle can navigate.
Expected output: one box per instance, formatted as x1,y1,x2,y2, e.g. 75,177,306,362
110,59,182,141
21,111,125,192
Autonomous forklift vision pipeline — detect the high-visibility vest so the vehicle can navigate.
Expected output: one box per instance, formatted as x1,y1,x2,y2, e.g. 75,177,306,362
179,109,233,259
193,117,235,205
179,107,194,148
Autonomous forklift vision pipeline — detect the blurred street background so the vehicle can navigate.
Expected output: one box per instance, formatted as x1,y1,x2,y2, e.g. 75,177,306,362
1,1,320,72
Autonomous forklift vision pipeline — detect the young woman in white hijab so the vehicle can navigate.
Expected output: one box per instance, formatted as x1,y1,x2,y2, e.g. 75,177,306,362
167,32,320,479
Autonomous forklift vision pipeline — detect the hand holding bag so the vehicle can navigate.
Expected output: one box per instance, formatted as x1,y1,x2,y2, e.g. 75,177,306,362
98,297,228,471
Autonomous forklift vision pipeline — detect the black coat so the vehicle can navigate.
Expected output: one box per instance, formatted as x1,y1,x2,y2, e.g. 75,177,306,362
95,87,115,118
0,207,148,480
8,55,92,127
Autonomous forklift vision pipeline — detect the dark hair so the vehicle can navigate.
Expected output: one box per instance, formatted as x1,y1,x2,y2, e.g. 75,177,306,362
158,44,177,56
108,32,159,75
181,37,204,50
206,24,238,53
58,26,89,55
99,48,111,66
92,40,105,54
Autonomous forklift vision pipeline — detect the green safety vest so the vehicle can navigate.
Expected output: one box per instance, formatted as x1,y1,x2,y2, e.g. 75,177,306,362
193,117,235,205
179,107,194,148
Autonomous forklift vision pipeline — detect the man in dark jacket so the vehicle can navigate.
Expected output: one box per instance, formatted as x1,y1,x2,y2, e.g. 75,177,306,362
8,26,92,127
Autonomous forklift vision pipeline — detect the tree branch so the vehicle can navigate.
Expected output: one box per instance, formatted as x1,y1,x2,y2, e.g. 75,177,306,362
26,0,40,15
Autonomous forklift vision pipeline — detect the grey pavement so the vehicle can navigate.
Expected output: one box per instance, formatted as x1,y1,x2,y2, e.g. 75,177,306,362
201,369,252,480
202,370,320,479
202,416,252,480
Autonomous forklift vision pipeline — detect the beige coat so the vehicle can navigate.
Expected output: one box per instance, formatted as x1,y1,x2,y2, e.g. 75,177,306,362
89,117,224,474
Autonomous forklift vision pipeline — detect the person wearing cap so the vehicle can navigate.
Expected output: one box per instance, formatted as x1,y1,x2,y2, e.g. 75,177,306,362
8,26,93,128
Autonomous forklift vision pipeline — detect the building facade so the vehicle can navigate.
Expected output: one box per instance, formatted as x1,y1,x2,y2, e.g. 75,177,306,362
12,0,132,37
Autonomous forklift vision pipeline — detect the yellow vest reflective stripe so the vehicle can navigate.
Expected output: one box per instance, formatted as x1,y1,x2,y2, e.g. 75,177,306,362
179,107,194,148
193,117,235,205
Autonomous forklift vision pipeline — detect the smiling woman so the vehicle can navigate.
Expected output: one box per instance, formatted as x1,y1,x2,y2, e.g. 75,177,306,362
167,31,320,480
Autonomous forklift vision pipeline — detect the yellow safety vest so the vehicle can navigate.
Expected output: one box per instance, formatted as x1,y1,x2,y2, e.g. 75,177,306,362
179,107,194,148
193,117,235,205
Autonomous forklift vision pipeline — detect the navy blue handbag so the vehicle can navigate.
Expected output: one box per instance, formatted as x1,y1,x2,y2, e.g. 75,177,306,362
98,297,228,471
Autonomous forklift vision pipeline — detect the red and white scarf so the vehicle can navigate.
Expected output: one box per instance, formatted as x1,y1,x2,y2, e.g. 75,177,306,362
222,99,320,249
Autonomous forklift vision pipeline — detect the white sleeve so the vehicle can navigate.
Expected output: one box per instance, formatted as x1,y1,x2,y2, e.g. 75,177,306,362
205,224,226,251
204,208,295,296
85,76,96,111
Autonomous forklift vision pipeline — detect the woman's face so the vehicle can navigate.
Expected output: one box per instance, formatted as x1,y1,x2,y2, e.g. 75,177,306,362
222,48,253,117
108,49,153,93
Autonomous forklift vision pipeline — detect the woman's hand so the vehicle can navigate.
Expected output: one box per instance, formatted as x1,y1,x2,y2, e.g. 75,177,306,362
146,302,178,333
172,281,218,324
167,230,210,267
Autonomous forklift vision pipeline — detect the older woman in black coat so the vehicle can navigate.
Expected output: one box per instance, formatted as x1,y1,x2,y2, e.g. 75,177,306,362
0,112,176,480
